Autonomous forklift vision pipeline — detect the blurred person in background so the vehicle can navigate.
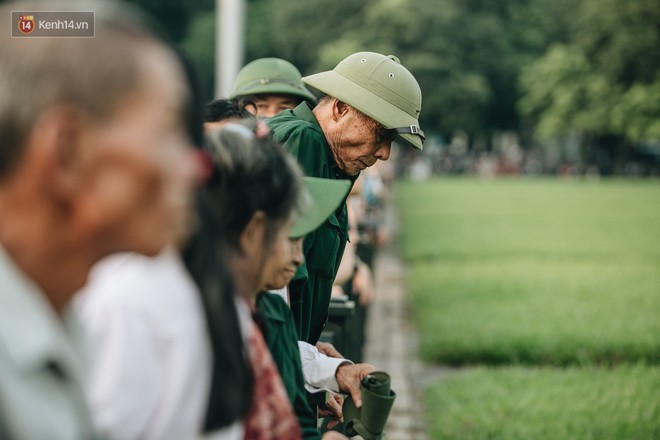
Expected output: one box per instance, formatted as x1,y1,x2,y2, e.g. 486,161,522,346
229,57,317,118
0,1,198,438
267,51,425,345
331,161,394,362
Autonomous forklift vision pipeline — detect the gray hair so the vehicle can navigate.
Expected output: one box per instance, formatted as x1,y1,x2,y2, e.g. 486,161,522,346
0,0,170,177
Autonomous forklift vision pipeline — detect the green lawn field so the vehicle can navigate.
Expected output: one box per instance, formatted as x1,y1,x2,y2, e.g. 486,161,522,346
424,365,660,440
395,177,660,439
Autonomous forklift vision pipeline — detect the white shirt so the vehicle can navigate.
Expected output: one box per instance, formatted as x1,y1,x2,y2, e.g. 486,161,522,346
267,289,354,396
0,246,97,440
75,248,231,440
297,342,352,395
268,287,288,304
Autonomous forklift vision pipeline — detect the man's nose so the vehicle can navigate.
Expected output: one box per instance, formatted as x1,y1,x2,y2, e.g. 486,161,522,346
374,142,391,161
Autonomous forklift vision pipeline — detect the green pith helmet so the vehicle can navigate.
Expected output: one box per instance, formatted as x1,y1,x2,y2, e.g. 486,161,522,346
303,52,424,150
290,177,351,239
229,58,317,105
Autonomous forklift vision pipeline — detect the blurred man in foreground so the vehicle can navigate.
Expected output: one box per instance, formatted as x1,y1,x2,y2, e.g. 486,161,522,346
0,1,198,438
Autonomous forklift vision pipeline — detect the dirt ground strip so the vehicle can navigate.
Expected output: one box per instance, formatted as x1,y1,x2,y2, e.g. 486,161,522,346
362,195,430,440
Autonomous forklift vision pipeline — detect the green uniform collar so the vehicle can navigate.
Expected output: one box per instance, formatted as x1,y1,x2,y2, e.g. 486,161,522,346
290,101,317,125
290,103,357,182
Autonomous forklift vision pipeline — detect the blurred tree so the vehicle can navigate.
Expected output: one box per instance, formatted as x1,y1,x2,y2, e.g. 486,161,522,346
519,0,660,145
301,0,573,145
251,0,583,148
245,0,372,74
124,0,213,43
179,10,216,99
329,0,495,140
124,0,216,100
245,0,279,61
127,0,659,165
519,45,618,138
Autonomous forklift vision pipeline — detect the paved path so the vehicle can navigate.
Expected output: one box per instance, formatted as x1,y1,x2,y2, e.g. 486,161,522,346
363,195,429,440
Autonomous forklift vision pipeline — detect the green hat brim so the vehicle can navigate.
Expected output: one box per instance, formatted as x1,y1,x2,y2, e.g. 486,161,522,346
303,71,423,151
290,177,351,239
230,81,317,105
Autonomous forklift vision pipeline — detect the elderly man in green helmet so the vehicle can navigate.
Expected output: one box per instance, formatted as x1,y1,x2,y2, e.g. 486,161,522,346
229,57,317,118
267,51,424,344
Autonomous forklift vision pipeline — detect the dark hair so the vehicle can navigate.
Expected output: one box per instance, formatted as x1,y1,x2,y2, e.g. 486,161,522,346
182,120,302,431
204,98,254,123
181,194,252,431
178,60,256,432
202,121,303,251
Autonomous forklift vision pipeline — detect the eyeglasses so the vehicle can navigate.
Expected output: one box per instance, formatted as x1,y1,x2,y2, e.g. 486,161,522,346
375,124,398,144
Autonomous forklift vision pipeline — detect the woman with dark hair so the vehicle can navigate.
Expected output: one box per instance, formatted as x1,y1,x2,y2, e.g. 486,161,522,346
197,121,357,440
195,121,303,439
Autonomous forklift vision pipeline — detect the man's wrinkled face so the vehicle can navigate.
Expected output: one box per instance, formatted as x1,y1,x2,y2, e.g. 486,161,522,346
86,46,199,255
250,94,301,118
326,106,396,176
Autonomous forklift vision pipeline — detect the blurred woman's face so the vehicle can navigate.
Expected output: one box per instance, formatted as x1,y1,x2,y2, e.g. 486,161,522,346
265,237,304,290
257,216,295,292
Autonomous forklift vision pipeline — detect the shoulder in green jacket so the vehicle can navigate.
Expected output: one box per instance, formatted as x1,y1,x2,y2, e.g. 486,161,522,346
267,102,329,178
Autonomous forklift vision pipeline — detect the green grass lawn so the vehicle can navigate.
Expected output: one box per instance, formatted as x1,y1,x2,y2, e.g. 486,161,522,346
424,365,660,440
395,177,660,439
397,178,660,365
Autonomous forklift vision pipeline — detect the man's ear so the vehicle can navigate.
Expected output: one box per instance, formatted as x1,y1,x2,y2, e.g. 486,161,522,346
239,210,267,258
331,99,350,121
28,105,88,202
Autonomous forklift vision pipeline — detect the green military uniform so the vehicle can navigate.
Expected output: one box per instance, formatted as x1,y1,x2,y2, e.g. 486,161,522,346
256,292,321,440
267,103,355,344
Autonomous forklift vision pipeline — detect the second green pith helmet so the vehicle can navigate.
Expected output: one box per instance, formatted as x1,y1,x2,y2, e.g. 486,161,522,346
303,52,424,151
290,177,350,239
229,58,317,105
